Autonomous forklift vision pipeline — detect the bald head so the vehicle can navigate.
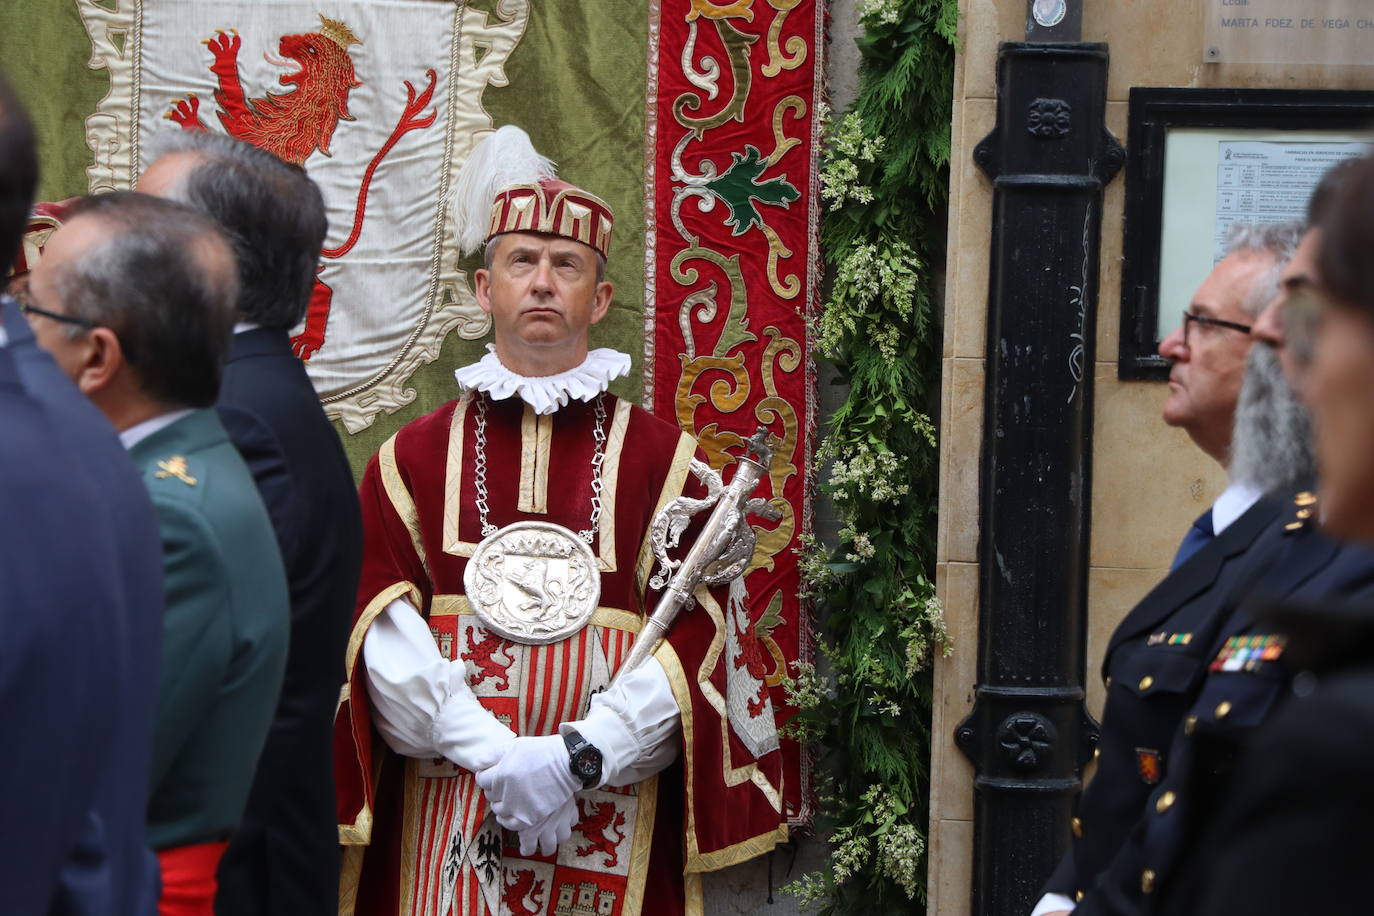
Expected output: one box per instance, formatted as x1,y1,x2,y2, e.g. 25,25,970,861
32,191,237,408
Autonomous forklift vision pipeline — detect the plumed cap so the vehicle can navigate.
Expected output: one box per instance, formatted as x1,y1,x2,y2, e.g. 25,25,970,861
488,178,613,261
451,126,613,261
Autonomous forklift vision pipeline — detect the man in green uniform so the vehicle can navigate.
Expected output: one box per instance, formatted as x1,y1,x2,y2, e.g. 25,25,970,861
22,190,289,916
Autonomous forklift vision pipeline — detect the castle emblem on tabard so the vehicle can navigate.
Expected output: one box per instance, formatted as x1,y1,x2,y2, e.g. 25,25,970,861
76,1,532,432
464,521,600,645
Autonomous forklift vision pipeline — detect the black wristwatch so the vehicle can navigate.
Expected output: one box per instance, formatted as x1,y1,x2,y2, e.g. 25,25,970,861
563,728,603,789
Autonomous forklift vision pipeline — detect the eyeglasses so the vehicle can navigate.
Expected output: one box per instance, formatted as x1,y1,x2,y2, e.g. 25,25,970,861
1182,310,1251,346
10,288,98,330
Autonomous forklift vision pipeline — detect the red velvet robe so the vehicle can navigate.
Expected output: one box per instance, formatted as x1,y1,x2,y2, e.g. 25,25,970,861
335,392,786,916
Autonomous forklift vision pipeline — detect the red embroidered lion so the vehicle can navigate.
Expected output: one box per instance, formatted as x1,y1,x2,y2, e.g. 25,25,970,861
734,622,773,717
501,869,544,916
573,799,626,868
167,15,436,360
461,629,514,691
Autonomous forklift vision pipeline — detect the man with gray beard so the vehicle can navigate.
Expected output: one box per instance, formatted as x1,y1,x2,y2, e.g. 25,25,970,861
1150,161,1374,916
1070,232,1374,915
1227,343,1315,497
1036,224,1304,916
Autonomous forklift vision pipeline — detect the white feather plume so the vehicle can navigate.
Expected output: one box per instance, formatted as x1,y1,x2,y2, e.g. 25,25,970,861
450,126,557,256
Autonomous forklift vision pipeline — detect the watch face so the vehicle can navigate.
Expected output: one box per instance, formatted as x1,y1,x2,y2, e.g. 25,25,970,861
572,746,603,784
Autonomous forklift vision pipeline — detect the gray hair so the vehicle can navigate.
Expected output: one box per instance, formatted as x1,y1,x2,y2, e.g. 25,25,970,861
145,131,326,330
1222,221,1305,318
1229,342,1315,494
57,192,238,408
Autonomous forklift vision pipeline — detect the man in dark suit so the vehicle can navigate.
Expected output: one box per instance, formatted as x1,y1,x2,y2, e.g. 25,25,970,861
24,190,290,914
1033,224,1306,916
139,131,363,916
0,76,159,915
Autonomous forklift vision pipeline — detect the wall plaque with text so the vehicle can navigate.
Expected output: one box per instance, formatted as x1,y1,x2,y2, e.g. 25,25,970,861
1205,0,1374,64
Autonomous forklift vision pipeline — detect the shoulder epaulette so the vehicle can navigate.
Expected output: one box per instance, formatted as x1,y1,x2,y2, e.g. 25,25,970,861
1284,490,1317,533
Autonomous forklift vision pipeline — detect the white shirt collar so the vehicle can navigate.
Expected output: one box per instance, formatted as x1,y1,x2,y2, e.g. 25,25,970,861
453,344,631,415
1211,479,1264,535
233,322,261,334
119,408,195,451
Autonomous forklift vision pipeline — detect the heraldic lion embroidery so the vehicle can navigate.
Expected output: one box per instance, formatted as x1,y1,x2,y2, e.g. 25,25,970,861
167,14,438,360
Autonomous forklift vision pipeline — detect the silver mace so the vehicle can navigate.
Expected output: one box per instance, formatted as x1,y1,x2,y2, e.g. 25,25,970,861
608,427,782,688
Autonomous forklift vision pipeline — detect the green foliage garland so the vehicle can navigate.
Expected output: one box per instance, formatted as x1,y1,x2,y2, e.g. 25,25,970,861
784,0,957,912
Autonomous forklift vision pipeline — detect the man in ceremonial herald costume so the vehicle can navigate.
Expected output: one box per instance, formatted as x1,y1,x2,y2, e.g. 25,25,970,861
335,128,787,916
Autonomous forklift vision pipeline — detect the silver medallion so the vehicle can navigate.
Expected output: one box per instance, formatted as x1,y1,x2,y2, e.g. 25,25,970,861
463,520,601,645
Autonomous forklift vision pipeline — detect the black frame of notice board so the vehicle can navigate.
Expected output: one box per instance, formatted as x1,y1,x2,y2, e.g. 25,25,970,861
1120,87,1374,380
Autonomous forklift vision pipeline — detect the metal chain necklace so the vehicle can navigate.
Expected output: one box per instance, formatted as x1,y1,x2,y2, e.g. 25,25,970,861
471,391,608,544
465,391,609,645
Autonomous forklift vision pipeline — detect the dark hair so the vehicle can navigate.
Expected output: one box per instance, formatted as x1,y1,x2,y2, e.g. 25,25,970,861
1317,154,1374,319
58,192,238,408
147,132,326,329
0,74,38,271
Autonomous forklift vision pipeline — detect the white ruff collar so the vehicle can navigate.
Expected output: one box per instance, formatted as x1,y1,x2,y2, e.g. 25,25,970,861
454,344,632,415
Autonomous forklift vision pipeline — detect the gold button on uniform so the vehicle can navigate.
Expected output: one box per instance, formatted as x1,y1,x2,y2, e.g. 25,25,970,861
1105,676,1113,688
1072,817,1083,838
1156,791,1176,814
1093,747,1101,761
1142,870,1157,893
1215,700,1232,719
1139,676,1154,691
1076,891,1085,903
1184,716,1197,735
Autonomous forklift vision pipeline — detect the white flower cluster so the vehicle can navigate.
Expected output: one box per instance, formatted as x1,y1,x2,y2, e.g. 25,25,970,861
817,239,920,362
858,0,903,26
783,660,830,710
877,819,925,900
820,113,885,212
829,823,868,885
829,440,911,505
903,592,953,677
794,531,839,597
845,532,876,562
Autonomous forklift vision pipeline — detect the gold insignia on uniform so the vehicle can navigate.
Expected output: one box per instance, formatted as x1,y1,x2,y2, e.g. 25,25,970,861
1136,748,1162,784
155,456,197,486
1294,491,1317,506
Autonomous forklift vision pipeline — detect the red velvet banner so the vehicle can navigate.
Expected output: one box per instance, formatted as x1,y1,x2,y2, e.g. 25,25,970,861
646,0,820,825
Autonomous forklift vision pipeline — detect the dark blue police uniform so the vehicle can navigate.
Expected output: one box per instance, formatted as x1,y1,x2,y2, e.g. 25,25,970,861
0,318,145,915
1041,496,1287,909
1074,492,1374,916
1,297,166,915
1167,596,1374,916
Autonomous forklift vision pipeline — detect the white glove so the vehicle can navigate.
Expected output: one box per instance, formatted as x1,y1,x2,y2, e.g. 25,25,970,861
516,794,578,857
475,734,581,832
